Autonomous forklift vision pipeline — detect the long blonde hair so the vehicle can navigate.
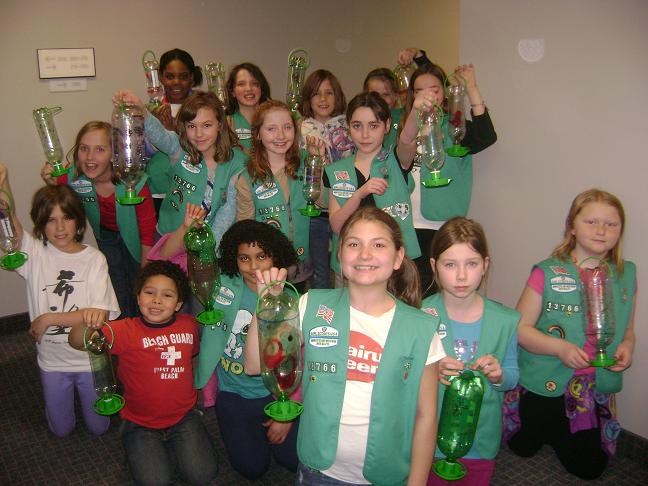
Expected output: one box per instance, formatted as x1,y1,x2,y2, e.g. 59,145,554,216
338,206,421,308
552,188,625,273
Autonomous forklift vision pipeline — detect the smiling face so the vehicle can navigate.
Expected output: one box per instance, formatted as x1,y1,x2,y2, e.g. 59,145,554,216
161,59,193,104
184,107,220,159
339,219,404,288
366,78,398,109
413,73,445,106
137,274,183,324
236,242,274,290
432,242,488,301
233,68,262,109
44,204,83,253
310,78,336,123
77,129,112,182
571,202,622,262
349,107,389,157
258,107,295,160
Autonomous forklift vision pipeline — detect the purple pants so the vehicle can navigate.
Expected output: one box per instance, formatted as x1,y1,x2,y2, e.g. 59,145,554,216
39,369,110,437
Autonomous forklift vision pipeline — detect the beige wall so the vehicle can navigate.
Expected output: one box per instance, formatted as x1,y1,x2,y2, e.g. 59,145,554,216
0,0,458,313
461,0,647,438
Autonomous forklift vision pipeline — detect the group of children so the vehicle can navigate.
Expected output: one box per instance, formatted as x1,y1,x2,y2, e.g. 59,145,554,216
0,45,637,486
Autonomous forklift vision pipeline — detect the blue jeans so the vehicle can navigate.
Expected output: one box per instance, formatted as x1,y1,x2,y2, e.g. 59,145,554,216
97,227,139,317
121,409,218,485
215,390,299,479
309,214,332,289
295,463,369,485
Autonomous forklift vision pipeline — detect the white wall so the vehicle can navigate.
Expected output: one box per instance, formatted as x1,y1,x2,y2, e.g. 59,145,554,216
0,0,458,313
461,0,647,438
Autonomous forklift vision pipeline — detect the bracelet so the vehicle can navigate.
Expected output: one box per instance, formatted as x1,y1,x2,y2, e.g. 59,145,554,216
471,102,485,108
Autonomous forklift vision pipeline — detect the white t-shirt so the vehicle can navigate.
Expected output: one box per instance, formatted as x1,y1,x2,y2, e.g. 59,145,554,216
299,294,445,484
17,232,120,372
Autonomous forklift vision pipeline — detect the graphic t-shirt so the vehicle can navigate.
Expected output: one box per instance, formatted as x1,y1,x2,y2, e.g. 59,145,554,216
108,314,199,428
17,232,120,372
217,285,268,398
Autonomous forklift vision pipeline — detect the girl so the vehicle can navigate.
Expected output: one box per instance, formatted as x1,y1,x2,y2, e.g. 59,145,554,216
196,219,300,479
326,91,421,280
505,189,637,480
147,48,203,212
421,217,519,486
226,63,271,150
42,121,156,317
115,89,246,237
363,68,402,152
299,69,355,289
244,206,443,485
0,163,120,437
397,61,496,297
236,100,323,290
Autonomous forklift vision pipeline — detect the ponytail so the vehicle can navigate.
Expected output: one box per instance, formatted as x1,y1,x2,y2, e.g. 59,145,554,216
388,256,421,308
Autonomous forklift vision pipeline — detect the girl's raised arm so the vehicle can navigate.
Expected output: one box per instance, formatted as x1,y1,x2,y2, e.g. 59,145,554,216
396,90,436,168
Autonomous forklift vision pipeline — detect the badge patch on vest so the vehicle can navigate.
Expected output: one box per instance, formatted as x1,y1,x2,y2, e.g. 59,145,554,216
549,265,570,275
383,202,410,221
401,356,413,382
69,179,92,194
316,305,334,324
421,307,438,317
235,127,251,140
255,183,279,200
215,286,234,306
296,247,304,256
437,322,447,339
180,159,200,174
550,275,577,293
309,326,339,348
546,324,565,339
545,381,557,392
331,181,355,199
333,170,350,181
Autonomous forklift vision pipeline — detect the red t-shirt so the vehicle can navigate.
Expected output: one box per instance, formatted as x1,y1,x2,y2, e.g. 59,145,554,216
107,314,199,428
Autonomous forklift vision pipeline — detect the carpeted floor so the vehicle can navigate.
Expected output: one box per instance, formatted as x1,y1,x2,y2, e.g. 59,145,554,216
1,322,646,485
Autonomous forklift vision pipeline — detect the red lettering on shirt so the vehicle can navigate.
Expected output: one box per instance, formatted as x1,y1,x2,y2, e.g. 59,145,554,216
347,331,383,383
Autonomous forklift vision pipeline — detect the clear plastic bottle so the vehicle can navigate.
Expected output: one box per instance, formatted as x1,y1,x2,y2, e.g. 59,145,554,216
111,101,146,205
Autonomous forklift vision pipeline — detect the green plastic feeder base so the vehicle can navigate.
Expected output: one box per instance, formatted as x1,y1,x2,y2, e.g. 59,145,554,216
447,145,469,157
94,394,125,416
264,398,304,422
422,172,452,188
591,352,616,368
50,165,70,177
197,309,225,327
116,195,145,205
434,458,466,480
0,251,28,270
299,204,321,217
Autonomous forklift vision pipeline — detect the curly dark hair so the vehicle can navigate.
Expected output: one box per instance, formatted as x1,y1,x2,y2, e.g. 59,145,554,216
218,220,298,277
134,260,190,303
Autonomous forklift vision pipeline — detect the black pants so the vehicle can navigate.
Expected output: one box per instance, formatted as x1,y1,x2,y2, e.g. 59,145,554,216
507,390,608,480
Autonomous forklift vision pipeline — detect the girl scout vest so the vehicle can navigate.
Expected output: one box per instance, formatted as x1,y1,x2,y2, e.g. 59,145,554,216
194,273,243,389
421,293,519,459
300,289,437,485
231,111,252,150
157,148,245,234
326,151,421,273
67,169,144,262
146,151,172,196
518,258,636,396
419,116,474,221
241,158,310,262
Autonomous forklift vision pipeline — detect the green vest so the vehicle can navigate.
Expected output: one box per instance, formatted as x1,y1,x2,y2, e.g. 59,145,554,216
157,148,246,234
419,116,474,221
421,293,519,459
241,155,310,261
67,169,145,262
146,151,173,196
519,258,636,396
299,289,438,485
194,274,244,389
384,107,403,153
326,152,421,273
231,111,252,150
